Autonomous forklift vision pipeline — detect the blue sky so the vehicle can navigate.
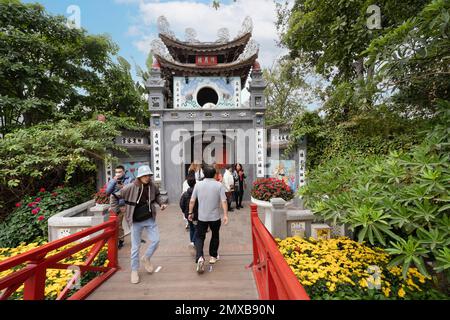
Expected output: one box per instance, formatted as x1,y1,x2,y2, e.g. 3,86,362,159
23,0,154,71
23,0,285,74
21,1,322,109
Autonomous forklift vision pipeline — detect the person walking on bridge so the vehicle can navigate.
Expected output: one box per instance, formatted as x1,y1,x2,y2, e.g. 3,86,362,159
110,165,167,284
188,165,229,273
106,165,134,249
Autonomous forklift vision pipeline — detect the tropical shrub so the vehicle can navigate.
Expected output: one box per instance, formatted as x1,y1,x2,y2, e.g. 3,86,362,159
0,242,108,300
251,178,294,202
277,237,447,300
300,103,450,285
0,184,95,247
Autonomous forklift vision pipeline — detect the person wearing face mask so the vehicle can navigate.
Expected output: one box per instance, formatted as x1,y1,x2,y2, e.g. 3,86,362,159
106,165,134,249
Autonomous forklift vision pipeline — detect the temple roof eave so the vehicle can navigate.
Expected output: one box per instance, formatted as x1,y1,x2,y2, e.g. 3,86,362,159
159,32,252,53
154,53,258,87
154,53,258,73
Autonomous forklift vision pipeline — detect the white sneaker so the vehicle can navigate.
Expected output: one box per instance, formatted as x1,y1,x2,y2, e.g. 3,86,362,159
131,271,139,284
143,256,154,274
209,256,219,264
196,257,205,274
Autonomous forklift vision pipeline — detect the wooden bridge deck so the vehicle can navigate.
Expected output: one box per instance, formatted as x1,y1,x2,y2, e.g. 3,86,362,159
87,202,259,300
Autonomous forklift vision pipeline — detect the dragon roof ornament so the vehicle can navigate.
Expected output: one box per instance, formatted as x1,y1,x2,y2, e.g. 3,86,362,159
216,28,230,43
185,27,200,43
236,39,259,62
150,38,175,62
157,16,176,39
235,16,253,39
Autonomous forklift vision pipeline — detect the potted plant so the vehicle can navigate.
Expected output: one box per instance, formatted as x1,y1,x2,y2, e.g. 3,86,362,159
91,185,111,215
251,177,294,204
251,178,294,232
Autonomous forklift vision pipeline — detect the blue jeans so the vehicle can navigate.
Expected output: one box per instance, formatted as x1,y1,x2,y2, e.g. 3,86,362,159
189,220,197,243
131,217,160,271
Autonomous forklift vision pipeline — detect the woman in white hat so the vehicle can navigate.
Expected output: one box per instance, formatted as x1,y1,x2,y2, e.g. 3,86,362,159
110,165,168,284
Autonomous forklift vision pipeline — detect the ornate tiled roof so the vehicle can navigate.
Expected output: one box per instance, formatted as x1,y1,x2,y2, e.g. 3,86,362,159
159,32,252,55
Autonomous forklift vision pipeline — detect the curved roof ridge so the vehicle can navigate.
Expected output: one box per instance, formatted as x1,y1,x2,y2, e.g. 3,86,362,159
159,32,252,52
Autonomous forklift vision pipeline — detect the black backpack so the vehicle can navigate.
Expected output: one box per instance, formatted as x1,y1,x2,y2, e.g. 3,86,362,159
179,191,189,214
179,188,198,221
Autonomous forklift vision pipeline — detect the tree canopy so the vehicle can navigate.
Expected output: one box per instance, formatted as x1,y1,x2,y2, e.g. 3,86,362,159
0,0,146,136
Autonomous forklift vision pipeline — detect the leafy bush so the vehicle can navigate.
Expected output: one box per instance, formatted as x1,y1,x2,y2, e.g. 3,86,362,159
0,116,143,217
0,184,95,247
277,237,447,300
300,102,450,284
251,178,294,202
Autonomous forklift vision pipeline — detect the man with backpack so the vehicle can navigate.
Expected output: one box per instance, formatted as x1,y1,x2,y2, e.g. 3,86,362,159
188,165,229,273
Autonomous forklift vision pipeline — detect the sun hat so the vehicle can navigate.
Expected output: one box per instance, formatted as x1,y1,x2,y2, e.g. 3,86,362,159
136,165,153,178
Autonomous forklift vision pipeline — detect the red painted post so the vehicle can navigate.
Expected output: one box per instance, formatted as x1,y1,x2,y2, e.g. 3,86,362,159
107,211,119,268
249,203,310,300
250,204,258,266
23,257,46,300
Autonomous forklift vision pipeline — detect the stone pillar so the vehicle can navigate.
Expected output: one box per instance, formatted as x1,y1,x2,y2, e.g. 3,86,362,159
249,61,267,110
146,62,166,111
297,136,307,209
147,60,169,202
270,198,287,239
250,61,267,180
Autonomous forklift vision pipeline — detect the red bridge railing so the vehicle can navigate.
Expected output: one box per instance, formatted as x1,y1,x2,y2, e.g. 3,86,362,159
0,212,119,300
249,204,310,300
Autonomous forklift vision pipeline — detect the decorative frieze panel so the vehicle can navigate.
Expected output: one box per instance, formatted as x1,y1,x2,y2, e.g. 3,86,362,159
174,76,241,109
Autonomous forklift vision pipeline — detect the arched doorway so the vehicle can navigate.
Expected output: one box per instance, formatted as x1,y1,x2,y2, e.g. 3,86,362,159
183,131,235,178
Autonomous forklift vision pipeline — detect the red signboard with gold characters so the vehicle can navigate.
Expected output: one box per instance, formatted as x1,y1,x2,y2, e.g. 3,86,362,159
196,56,218,66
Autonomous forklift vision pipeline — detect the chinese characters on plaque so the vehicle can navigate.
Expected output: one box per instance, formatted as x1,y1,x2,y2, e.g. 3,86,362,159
256,128,265,178
195,56,218,66
152,130,162,182
298,148,306,188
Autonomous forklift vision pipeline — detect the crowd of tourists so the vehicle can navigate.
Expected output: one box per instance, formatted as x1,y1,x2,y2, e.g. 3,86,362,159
108,162,246,284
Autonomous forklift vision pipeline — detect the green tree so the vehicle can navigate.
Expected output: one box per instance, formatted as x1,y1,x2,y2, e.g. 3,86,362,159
0,115,143,215
0,0,146,136
283,0,449,168
364,0,450,115
277,0,429,84
264,57,313,126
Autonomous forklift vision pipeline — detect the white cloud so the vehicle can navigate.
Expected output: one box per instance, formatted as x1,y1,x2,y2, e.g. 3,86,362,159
131,0,287,68
127,25,144,36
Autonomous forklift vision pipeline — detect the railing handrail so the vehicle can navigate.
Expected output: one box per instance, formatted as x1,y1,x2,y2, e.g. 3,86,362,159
250,204,310,300
0,218,116,272
0,210,119,300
